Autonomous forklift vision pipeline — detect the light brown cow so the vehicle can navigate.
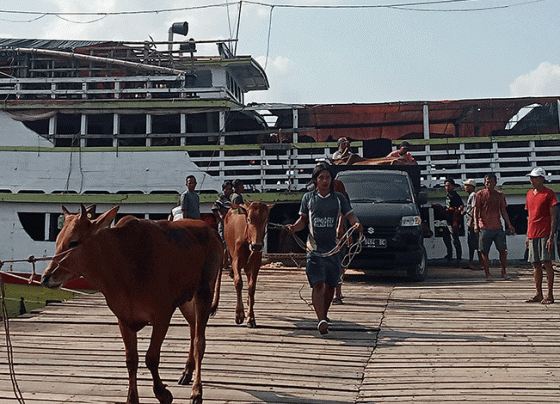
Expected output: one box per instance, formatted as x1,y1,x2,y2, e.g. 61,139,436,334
41,205,222,404
332,155,417,165
224,201,272,328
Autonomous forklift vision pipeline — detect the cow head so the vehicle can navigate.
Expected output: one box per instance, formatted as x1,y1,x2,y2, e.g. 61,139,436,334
41,204,119,289
233,201,273,252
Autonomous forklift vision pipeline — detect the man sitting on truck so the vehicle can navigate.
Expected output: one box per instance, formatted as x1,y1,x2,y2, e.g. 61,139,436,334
387,141,417,164
331,137,362,165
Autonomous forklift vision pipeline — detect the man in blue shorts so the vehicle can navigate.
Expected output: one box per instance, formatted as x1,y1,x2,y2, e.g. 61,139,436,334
287,164,362,335
473,173,515,281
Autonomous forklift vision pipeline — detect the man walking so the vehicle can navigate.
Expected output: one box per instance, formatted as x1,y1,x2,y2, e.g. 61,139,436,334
524,167,557,304
443,178,464,262
287,164,362,335
473,173,515,281
462,179,481,270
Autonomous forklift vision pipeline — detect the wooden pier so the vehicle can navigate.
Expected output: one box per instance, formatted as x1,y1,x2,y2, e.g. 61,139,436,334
1,263,559,403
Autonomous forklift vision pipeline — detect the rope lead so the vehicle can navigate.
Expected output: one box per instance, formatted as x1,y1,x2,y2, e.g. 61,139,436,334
268,222,364,268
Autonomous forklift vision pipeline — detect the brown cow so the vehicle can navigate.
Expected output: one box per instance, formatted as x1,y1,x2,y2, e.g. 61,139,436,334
41,205,222,404
224,201,272,328
332,155,417,165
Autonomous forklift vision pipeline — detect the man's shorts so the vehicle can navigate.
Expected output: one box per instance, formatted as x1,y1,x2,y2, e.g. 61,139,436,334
306,253,342,288
478,228,507,253
527,236,554,263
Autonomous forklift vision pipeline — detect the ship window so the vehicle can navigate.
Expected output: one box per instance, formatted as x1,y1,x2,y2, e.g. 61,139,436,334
184,113,211,145
23,119,49,135
87,114,113,147
151,114,180,146
49,213,64,241
18,213,45,241
56,114,81,147
192,70,212,87
119,114,146,146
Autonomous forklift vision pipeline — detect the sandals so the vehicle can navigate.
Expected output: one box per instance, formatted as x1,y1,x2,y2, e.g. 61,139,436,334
317,319,329,335
541,297,554,305
332,296,344,305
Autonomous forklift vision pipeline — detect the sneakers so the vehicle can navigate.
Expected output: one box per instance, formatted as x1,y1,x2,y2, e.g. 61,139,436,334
317,319,329,335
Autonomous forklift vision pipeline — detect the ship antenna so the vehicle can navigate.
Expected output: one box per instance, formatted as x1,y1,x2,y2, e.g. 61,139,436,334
234,0,243,55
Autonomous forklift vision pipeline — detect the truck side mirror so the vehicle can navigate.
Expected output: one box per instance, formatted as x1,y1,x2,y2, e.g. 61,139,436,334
416,191,428,205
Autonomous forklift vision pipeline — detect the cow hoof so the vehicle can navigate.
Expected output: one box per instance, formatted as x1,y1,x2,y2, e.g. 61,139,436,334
247,320,257,328
178,372,192,385
235,316,245,325
191,394,202,404
155,387,173,404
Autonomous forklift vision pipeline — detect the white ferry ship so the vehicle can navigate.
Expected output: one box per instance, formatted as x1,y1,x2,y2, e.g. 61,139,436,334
1,23,559,276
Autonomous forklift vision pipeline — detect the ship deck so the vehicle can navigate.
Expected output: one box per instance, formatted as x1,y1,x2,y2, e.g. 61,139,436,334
1,262,559,403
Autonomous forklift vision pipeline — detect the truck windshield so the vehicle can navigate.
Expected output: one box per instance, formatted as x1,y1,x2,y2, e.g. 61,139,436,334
340,174,413,203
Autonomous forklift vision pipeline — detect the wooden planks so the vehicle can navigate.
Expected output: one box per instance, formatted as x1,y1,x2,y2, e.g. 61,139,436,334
357,265,560,404
1,264,559,403
0,267,385,403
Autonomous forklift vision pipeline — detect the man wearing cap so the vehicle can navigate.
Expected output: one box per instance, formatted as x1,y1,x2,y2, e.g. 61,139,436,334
524,167,557,304
332,137,364,165
387,141,416,164
463,179,481,270
473,173,516,281
332,137,351,160
443,178,464,262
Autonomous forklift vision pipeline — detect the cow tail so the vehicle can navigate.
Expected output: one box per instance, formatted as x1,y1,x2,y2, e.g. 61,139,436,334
210,252,222,316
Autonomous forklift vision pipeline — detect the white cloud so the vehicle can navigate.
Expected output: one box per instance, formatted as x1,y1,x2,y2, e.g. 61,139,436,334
510,62,560,97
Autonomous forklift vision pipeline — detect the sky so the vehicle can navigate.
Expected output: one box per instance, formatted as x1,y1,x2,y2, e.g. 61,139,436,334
0,0,559,105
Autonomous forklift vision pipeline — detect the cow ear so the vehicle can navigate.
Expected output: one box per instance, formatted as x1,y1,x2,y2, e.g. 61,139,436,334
94,206,120,230
62,205,72,217
266,203,274,211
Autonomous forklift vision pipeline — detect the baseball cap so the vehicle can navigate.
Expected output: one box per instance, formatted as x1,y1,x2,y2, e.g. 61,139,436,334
463,179,476,187
526,167,546,177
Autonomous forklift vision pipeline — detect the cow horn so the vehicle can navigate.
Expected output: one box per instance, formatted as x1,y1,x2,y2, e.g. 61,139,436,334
78,204,89,221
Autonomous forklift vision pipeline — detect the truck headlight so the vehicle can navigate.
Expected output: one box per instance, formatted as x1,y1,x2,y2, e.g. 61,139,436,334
401,216,421,226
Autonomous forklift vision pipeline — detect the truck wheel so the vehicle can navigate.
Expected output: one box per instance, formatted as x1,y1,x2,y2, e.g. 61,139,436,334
407,247,427,281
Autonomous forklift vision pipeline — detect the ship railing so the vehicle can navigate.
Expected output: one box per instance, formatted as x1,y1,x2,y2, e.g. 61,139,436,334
183,132,560,192
411,134,560,188
0,75,228,100
29,131,560,193
0,39,237,71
